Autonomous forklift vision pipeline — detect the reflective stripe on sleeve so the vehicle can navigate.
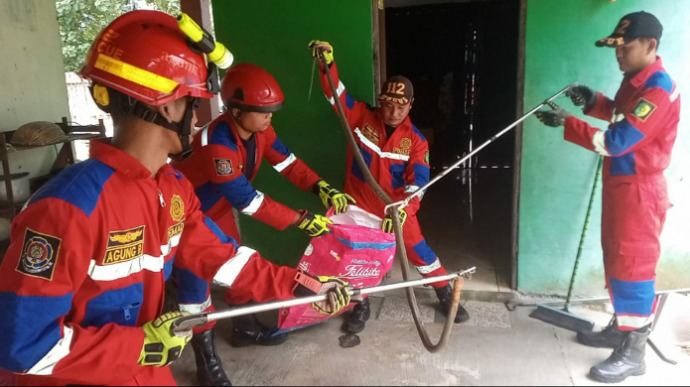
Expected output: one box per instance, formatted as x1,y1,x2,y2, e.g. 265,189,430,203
212,246,255,287
273,153,297,173
327,80,346,105
27,326,74,375
592,131,611,156
240,191,265,215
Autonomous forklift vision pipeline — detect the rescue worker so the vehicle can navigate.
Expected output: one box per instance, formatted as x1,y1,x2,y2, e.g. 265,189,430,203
535,11,679,383
308,40,470,334
170,63,355,354
0,10,350,386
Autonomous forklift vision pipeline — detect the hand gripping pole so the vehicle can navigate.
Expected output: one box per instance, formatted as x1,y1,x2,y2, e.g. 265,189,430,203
387,85,572,213
171,267,476,335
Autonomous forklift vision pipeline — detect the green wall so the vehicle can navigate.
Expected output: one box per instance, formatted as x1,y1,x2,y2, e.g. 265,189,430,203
520,0,690,295
211,1,375,266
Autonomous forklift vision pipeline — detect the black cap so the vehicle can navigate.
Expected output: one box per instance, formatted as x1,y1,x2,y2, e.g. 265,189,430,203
378,75,414,104
595,11,663,47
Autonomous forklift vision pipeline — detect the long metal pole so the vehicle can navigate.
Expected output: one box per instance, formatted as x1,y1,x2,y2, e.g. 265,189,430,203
172,267,476,333
392,85,571,210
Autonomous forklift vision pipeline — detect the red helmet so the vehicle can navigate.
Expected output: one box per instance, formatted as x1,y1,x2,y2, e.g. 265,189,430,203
80,10,214,106
220,63,284,112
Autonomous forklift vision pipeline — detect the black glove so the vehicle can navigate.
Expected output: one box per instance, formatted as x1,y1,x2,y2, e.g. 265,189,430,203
535,101,570,127
566,84,597,107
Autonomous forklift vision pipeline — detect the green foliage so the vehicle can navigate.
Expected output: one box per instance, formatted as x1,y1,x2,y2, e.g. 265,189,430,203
55,0,180,71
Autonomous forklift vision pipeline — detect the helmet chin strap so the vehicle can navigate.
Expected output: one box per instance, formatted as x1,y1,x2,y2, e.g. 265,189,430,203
129,98,200,162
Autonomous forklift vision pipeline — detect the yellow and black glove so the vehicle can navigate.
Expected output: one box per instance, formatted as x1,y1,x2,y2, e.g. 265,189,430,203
307,40,334,65
313,180,356,214
139,311,192,367
296,210,333,237
293,270,351,315
381,207,408,233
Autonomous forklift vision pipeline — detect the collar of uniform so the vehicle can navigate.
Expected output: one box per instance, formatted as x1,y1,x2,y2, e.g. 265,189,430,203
627,56,663,87
90,139,156,179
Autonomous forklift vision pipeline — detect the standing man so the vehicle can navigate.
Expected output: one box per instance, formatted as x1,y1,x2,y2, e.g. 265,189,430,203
0,10,350,386
171,63,354,355
535,11,679,383
308,40,470,334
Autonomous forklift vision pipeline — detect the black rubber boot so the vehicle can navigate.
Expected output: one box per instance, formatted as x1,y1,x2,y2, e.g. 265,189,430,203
344,297,371,334
435,285,469,323
589,328,649,383
230,313,287,348
190,329,232,386
577,317,628,348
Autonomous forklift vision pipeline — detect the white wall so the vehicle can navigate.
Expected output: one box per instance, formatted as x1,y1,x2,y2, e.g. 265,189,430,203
0,0,69,177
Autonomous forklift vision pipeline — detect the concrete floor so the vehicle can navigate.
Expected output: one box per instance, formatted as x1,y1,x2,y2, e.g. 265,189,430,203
171,288,689,386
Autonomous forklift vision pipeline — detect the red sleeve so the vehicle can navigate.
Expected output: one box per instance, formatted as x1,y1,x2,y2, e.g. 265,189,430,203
0,200,143,384
262,126,321,191
318,61,368,130
565,86,676,156
174,181,298,302
583,91,616,122
200,141,298,231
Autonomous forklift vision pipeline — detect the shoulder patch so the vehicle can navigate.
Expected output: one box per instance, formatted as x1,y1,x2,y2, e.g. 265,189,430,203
16,228,61,280
633,98,656,122
424,151,430,165
214,158,234,176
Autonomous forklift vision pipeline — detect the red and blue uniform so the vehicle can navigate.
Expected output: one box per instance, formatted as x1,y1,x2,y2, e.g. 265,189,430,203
318,61,449,287
171,114,321,309
0,141,298,386
564,57,680,330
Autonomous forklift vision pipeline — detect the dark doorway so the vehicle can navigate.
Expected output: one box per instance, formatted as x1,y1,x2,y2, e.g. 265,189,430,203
385,0,519,289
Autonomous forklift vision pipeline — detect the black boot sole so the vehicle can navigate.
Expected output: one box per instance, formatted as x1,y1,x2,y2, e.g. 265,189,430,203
588,364,646,383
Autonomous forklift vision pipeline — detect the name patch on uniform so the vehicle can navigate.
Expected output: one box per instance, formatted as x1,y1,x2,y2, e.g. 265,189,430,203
103,226,145,265
16,228,61,280
633,99,656,122
168,221,185,240
214,158,233,176
361,124,380,145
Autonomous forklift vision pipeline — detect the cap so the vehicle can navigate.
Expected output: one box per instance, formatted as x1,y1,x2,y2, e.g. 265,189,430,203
595,11,662,48
378,75,414,104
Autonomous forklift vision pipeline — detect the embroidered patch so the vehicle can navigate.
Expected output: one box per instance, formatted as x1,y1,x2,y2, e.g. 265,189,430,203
393,137,412,156
103,225,145,265
361,124,380,145
633,99,656,121
214,158,233,176
16,228,61,280
424,151,430,164
170,194,185,222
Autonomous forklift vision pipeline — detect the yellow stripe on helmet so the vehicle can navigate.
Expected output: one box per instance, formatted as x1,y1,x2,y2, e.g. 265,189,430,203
94,53,179,94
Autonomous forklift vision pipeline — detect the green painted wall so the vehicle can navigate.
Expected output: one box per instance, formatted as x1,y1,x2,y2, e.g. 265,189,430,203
520,0,690,295
211,1,375,266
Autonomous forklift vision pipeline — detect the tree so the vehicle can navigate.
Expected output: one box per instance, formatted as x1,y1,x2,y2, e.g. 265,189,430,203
56,0,180,71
